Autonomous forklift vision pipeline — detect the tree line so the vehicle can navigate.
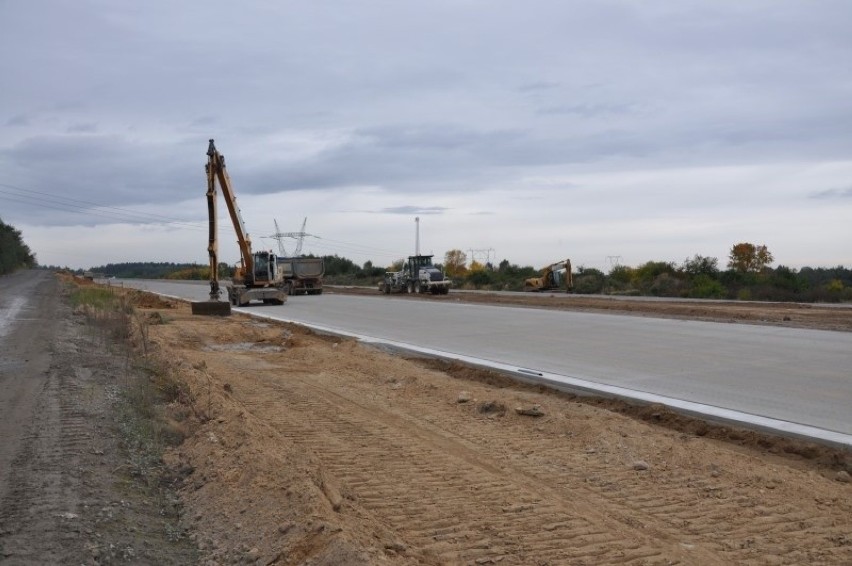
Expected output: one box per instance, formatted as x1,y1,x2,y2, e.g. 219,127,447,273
32,242,852,304
0,218,37,275
434,243,851,302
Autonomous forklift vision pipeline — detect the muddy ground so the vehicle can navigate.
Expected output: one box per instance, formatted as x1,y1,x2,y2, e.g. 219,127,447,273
1,274,850,565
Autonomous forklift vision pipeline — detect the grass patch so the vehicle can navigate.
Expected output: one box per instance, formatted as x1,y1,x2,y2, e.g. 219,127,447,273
118,361,190,484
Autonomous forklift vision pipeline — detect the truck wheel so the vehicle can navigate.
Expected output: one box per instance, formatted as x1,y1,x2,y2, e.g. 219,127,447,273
407,281,415,294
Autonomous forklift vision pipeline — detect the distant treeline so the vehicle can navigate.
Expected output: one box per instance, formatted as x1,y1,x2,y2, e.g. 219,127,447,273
77,251,851,303
567,260,852,303
0,218,37,275
80,262,211,279
318,252,852,303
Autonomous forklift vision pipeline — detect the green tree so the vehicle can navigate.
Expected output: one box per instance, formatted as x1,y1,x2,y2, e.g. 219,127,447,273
443,249,468,278
728,243,774,273
632,261,676,294
682,255,719,277
0,218,37,275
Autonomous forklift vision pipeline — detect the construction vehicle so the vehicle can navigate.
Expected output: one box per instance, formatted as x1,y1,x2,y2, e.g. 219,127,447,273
191,139,288,316
269,218,324,295
277,256,324,295
523,259,573,292
378,255,452,295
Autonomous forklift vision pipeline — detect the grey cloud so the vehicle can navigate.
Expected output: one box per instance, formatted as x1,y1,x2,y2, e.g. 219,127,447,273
1,134,205,225
536,102,637,117
376,206,448,215
67,123,98,133
189,116,218,128
5,114,30,127
2,0,851,261
809,187,852,199
518,81,561,93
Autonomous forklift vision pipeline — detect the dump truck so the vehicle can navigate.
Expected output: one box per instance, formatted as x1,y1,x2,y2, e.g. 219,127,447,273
523,259,573,292
277,256,324,295
191,139,288,315
378,255,451,295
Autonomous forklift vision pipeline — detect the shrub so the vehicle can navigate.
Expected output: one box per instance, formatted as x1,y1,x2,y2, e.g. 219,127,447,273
688,275,726,299
574,268,605,294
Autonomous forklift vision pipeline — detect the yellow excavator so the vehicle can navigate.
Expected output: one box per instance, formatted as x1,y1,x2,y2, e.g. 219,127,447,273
191,140,288,315
523,259,573,293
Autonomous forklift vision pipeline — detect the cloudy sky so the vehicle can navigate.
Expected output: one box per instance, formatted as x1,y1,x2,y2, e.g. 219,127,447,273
1,1,850,271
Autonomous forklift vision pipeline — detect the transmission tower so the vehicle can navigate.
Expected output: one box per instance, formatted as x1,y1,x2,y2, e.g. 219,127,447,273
467,248,495,267
269,217,315,257
606,255,622,268
272,219,289,256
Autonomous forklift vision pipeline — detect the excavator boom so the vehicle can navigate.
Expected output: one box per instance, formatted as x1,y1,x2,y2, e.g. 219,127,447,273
194,139,287,312
207,139,254,277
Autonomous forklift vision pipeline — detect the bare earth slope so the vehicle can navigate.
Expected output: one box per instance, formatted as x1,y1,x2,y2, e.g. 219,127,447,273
145,298,851,565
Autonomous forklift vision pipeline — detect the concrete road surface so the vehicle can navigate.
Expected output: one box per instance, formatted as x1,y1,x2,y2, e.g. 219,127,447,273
117,279,852,445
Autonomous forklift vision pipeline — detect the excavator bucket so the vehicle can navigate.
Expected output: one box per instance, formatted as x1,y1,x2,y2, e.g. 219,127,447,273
191,300,232,316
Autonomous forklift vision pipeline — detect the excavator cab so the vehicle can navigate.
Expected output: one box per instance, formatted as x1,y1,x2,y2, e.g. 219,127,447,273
252,251,275,284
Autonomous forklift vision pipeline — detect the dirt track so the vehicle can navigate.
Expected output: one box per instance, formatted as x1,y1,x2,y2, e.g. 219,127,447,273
0,272,196,564
2,275,851,565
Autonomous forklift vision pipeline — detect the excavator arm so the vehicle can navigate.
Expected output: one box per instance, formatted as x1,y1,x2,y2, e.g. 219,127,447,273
207,139,254,282
204,150,220,300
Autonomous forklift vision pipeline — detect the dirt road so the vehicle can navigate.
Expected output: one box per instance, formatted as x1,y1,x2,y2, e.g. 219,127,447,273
2,274,850,565
0,271,196,564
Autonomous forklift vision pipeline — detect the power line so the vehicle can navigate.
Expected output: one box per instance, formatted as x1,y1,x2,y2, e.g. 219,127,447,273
0,182,205,230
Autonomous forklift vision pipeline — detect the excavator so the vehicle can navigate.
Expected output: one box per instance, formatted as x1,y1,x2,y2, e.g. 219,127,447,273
523,259,574,293
191,140,288,316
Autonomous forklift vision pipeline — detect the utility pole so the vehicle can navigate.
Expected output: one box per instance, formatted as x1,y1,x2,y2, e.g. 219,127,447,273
415,217,420,256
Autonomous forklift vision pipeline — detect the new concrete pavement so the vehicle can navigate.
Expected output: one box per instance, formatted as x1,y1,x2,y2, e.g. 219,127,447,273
116,280,852,446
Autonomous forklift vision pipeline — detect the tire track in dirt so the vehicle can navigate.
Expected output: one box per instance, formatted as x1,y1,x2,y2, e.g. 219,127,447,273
216,341,850,565
0,329,90,563
449,417,845,564
236,369,718,564
154,310,851,565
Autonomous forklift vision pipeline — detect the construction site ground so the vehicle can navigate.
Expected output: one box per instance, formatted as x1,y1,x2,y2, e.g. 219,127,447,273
1,273,850,565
